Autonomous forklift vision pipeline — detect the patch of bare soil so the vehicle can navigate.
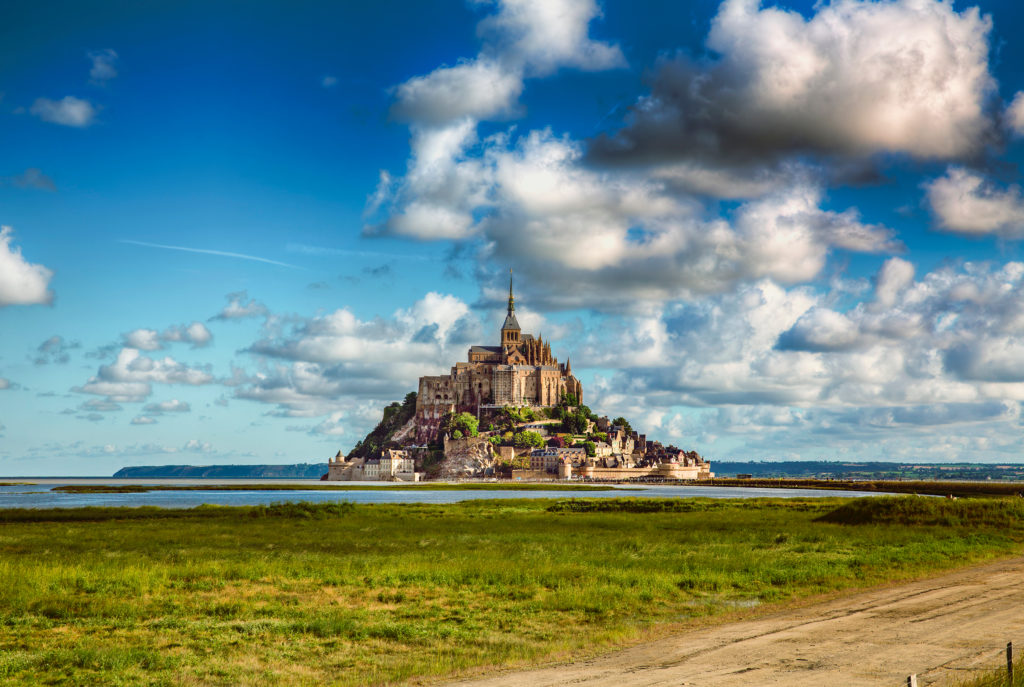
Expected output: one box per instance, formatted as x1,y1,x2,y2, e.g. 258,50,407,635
449,556,1024,686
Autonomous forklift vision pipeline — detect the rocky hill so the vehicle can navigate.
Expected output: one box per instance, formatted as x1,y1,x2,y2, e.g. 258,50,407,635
347,391,418,459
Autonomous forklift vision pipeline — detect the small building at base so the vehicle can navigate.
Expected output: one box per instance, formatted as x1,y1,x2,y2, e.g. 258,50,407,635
326,449,420,482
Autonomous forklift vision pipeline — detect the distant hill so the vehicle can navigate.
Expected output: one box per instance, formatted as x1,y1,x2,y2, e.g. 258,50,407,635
714,461,1024,481
113,464,329,479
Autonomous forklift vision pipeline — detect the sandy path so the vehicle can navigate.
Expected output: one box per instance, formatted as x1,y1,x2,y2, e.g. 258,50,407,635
450,556,1024,687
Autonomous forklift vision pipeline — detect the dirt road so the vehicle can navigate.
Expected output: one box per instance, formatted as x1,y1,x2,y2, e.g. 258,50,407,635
450,556,1024,687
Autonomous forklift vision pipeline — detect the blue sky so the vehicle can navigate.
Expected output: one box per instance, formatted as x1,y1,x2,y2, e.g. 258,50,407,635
5,0,1024,475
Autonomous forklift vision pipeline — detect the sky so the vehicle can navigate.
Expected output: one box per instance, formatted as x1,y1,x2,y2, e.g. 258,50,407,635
4,0,1024,475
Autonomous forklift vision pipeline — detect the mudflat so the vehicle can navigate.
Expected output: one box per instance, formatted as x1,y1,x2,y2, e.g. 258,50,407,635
451,555,1024,687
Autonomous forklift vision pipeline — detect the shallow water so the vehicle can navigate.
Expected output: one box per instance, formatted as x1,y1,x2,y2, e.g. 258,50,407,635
0,480,885,509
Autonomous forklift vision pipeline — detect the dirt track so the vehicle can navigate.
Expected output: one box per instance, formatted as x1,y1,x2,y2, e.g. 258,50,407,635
450,556,1024,687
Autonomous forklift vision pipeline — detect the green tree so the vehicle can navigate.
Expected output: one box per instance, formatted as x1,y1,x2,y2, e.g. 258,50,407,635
513,430,545,448
452,412,479,437
562,409,589,435
583,440,597,457
441,411,479,438
452,430,463,439
611,417,633,435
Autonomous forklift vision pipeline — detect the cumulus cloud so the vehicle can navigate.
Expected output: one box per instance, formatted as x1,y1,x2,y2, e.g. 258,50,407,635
479,0,624,75
73,348,213,403
162,322,212,347
588,258,1024,411
1006,92,1024,137
377,129,896,309
88,49,118,83
211,291,269,320
392,59,524,125
142,399,191,414
0,227,54,307
30,96,97,127
924,167,1024,238
592,0,998,167
236,293,476,420
34,335,80,365
183,439,213,453
122,322,211,350
368,0,621,241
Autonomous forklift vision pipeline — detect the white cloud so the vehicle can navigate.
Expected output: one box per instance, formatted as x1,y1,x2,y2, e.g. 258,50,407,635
130,416,157,425
321,75,338,88
0,378,11,390
122,323,210,350
383,129,896,309
34,335,80,365
183,439,213,453
1006,92,1024,137
924,167,1024,238
73,348,214,402
123,329,161,351
872,257,915,311
30,96,97,127
369,0,622,241
236,293,479,421
161,322,213,347
88,49,118,83
211,291,269,320
392,59,523,125
0,226,54,307
593,0,997,165
478,0,625,75
143,399,191,414
585,258,1024,415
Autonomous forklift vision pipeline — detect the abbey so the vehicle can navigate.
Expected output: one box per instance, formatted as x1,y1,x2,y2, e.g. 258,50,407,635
414,274,583,443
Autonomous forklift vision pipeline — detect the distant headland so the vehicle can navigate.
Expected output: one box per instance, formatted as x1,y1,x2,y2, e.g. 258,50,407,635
112,464,328,479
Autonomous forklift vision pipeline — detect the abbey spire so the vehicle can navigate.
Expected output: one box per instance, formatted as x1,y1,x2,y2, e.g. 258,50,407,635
500,269,521,347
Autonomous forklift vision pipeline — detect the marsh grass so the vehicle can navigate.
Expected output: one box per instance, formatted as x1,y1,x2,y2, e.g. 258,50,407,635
1,497,1022,685
954,652,1024,687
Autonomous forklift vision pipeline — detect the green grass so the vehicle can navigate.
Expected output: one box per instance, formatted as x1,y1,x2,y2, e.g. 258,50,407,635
1,497,1023,686
701,477,1024,498
49,483,622,494
954,651,1024,687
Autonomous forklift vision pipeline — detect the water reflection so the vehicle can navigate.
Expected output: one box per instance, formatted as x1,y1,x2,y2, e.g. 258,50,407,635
0,481,885,510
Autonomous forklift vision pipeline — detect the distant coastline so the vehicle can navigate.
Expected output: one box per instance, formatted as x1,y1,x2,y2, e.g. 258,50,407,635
112,464,328,479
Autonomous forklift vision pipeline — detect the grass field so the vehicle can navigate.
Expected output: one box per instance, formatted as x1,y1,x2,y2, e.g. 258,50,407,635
1,497,1023,686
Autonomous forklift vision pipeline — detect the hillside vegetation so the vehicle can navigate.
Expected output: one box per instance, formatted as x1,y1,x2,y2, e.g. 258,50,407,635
347,391,418,459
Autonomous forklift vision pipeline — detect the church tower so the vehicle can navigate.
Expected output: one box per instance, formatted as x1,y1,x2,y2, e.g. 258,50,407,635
500,270,521,349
